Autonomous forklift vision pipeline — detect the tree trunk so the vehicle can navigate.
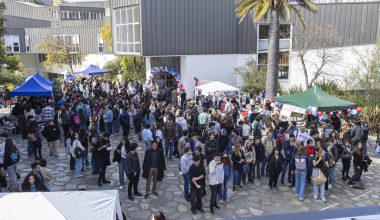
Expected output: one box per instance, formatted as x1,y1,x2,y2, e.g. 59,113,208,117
299,54,309,88
265,9,280,99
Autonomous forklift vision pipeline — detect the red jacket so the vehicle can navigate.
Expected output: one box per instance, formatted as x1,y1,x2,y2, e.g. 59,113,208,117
305,146,316,158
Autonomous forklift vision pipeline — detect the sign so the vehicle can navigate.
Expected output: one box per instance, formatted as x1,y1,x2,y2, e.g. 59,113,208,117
282,104,306,114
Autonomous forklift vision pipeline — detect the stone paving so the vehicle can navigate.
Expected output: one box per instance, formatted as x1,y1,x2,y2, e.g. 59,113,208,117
7,128,380,220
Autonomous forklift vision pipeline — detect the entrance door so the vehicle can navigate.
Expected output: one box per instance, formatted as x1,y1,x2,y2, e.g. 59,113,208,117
153,72,177,91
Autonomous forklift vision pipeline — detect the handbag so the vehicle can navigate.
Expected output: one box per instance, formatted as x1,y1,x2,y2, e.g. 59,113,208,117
74,142,84,159
311,168,327,185
243,163,251,174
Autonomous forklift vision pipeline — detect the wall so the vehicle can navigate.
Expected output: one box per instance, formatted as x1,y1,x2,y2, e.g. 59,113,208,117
180,54,250,97
283,44,374,90
18,53,47,74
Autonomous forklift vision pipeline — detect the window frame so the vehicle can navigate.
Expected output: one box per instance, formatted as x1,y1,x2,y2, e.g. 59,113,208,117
4,35,20,53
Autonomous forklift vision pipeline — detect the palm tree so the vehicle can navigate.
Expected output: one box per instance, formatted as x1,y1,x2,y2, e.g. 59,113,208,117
236,0,317,99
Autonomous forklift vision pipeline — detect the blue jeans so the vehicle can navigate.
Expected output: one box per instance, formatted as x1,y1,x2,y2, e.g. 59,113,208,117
329,167,336,187
295,171,307,199
118,158,128,186
165,140,174,160
226,136,232,154
218,178,229,200
27,141,33,157
75,157,83,176
313,183,325,199
233,169,243,187
257,157,267,177
82,148,90,168
281,158,292,183
113,120,120,134
183,173,190,198
105,122,113,134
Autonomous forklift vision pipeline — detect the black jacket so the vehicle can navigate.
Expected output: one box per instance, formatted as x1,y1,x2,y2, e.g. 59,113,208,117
126,151,141,174
267,154,284,172
231,149,245,170
42,124,60,142
142,148,166,181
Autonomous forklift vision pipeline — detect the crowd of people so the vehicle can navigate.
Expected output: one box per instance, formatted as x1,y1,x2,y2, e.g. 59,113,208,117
0,77,377,216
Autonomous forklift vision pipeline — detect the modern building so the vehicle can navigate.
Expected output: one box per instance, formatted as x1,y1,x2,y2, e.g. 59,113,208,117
109,0,380,96
2,0,115,77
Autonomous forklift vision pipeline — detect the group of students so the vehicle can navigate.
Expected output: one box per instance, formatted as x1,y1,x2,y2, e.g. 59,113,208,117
0,76,375,217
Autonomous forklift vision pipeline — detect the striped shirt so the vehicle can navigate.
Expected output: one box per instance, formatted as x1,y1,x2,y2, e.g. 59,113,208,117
42,106,55,122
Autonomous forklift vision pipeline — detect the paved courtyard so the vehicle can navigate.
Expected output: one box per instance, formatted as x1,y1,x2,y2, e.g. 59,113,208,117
8,128,380,220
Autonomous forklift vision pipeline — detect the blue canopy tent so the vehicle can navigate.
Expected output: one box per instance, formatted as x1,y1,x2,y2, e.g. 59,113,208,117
25,73,53,86
10,76,52,97
73,65,110,77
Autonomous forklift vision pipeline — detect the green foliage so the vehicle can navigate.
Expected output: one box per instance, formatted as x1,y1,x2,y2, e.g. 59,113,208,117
0,70,25,85
0,3,7,63
103,56,146,83
313,80,345,97
3,55,23,71
362,103,380,134
233,58,266,95
100,21,112,51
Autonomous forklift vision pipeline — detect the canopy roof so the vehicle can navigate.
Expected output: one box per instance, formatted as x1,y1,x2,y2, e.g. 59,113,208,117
274,86,356,112
0,190,122,220
10,76,52,97
73,65,110,77
195,81,239,96
25,73,53,86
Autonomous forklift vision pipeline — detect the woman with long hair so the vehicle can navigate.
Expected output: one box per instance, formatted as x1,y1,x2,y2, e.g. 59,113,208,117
71,132,85,178
218,153,232,203
348,142,365,186
231,145,245,191
113,137,130,190
242,138,256,183
294,145,307,200
267,147,284,191
312,148,329,202
341,139,352,181
21,173,48,192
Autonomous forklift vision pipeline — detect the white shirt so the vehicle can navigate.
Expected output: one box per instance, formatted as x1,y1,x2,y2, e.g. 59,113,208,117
208,160,224,185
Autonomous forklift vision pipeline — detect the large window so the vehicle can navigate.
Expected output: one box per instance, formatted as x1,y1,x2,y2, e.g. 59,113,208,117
257,24,291,79
4,35,20,53
114,5,141,54
53,35,79,52
60,11,104,20
25,35,30,52
97,34,104,53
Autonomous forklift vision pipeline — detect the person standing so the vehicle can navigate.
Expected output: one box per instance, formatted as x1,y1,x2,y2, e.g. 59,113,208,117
113,138,130,190
180,146,193,201
208,154,224,214
163,117,176,160
93,133,112,186
39,159,54,191
42,120,61,157
281,134,296,185
189,154,206,215
348,142,365,186
42,102,55,124
267,147,284,191
119,106,131,138
142,141,166,199
28,127,43,161
71,132,85,178
341,139,352,181
3,137,20,191
141,125,154,149
294,146,308,201
231,145,245,191
103,106,114,135
126,143,142,201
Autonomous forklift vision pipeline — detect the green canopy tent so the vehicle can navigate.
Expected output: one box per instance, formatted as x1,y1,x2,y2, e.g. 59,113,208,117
274,86,356,112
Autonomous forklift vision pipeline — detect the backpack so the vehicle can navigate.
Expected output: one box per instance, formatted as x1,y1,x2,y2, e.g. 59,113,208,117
295,156,306,170
8,149,20,165
74,115,81,125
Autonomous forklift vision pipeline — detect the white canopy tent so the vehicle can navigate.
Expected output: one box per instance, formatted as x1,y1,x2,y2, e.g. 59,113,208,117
0,190,123,220
195,81,240,96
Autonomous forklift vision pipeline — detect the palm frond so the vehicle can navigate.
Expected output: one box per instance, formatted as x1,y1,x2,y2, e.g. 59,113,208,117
255,0,271,20
289,4,306,26
278,0,291,20
298,0,317,12
235,0,259,23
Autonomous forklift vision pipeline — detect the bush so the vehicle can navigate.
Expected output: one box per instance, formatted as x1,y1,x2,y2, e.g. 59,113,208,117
233,58,266,94
0,70,25,85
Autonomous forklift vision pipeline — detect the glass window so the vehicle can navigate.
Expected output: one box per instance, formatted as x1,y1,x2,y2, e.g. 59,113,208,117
4,35,20,53
97,34,104,53
259,24,291,39
257,52,289,79
25,35,30,52
39,54,47,62
113,5,141,54
259,25,269,39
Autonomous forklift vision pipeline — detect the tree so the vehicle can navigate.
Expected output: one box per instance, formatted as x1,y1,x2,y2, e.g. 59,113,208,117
36,37,84,74
346,41,380,90
103,56,146,82
100,21,112,52
293,25,344,88
0,2,7,64
236,0,317,99
233,57,266,94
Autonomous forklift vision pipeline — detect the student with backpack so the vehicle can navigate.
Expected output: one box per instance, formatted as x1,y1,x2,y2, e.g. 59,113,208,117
3,137,20,191
294,144,308,201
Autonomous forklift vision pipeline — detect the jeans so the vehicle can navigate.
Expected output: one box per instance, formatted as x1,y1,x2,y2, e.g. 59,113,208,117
113,120,120,134
105,122,113,134
295,171,307,199
209,184,221,211
306,157,313,182
226,136,232,154
242,162,253,183
218,178,229,201
165,140,174,160
6,164,17,190
69,154,75,170
82,148,90,168
259,157,267,177
27,141,33,157
233,169,243,187
95,158,107,183
328,167,336,187
118,158,128,186
313,183,325,199
281,158,292,183
91,156,99,173
75,157,83,176
183,173,190,198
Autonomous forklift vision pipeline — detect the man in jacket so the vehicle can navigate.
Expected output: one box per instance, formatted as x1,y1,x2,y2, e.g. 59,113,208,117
93,133,111,186
42,120,61,157
119,106,131,138
126,143,142,201
103,106,114,136
281,134,296,186
142,141,166,199
189,154,206,215
253,137,265,179
163,118,176,160
208,154,224,214
180,146,193,201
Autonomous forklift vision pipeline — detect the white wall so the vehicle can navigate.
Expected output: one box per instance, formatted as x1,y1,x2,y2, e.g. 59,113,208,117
180,54,251,97
18,53,46,75
283,44,374,90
